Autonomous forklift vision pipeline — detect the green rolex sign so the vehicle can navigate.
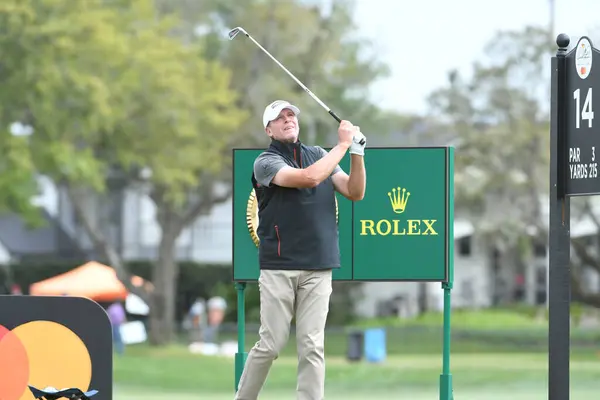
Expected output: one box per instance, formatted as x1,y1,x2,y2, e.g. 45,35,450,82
233,147,454,282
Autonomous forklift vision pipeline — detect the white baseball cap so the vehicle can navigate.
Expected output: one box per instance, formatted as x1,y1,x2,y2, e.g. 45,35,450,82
262,100,300,128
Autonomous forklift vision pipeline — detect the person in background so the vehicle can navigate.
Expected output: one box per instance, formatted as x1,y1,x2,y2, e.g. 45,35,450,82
188,297,206,343
107,301,126,355
11,284,22,295
205,296,227,344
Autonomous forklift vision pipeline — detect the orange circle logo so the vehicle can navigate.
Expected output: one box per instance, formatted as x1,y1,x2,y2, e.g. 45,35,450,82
0,321,92,400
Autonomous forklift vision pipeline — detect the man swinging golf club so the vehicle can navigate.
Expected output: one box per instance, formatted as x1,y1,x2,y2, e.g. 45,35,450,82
234,100,367,400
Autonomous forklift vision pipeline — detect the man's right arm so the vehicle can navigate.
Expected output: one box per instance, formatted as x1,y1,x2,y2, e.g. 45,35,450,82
255,120,355,189
271,144,349,188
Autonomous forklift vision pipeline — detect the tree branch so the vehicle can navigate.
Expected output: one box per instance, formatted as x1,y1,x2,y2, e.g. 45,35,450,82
64,180,150,302
182,183,232,224
149,172,233,242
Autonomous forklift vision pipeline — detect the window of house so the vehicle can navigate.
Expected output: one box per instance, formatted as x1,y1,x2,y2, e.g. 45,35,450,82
533,240,547,258
458,236,471,256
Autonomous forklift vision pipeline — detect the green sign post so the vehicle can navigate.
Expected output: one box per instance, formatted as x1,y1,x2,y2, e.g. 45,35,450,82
232,146,455,400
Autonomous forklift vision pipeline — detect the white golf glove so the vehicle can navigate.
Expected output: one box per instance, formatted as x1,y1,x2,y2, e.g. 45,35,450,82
349,127,366,156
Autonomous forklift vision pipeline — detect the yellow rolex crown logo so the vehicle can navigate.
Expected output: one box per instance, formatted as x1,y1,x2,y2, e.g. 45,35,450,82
388,186,410,214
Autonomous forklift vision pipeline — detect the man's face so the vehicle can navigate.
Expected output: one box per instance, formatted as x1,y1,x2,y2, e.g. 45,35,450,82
265,108,299,142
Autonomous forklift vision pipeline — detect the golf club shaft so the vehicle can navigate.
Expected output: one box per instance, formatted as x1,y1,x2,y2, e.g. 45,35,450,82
231,27,365,145
241,31,342,124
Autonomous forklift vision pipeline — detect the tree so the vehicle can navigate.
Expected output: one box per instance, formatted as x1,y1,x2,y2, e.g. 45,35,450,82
179,0,392,147
0,0,245,344
0,132,39,225
127,0,395,340
425,25,554,303
426,25,600,309
1,0,398,344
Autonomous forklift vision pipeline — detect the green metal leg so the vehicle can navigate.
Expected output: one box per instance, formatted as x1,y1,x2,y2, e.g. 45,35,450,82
234,282,248,392
440,282,453,400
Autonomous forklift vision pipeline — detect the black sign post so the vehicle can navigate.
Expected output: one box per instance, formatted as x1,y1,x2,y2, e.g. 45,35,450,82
550,32,600,400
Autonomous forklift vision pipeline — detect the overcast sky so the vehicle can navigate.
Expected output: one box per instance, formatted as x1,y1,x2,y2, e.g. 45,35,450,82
353,0,600,115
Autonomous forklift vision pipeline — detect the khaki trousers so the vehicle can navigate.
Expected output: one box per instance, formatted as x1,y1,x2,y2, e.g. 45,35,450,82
234,269,333,400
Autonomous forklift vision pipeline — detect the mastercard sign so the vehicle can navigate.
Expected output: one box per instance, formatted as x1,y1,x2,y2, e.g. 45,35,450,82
0,295,112,400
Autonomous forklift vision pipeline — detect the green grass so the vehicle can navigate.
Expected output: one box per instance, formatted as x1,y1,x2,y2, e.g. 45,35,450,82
218,324,600,357
351,307,598,334
352,308,546,330
113,343,600,399
116,386,600,400
113,309,600,399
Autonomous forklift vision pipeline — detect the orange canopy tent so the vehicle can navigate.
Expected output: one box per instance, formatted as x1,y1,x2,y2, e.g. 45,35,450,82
29,261,148,302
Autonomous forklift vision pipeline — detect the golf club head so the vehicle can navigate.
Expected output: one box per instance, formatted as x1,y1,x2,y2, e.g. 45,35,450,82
228,27,247,40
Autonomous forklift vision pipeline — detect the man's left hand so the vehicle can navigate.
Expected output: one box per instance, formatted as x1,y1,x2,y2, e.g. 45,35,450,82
349,126,366,156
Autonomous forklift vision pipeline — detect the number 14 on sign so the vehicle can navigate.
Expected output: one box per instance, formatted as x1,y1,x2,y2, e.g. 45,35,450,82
574,88,594,128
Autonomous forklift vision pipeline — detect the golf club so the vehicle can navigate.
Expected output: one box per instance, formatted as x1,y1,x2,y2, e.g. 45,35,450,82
228,26,366,146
